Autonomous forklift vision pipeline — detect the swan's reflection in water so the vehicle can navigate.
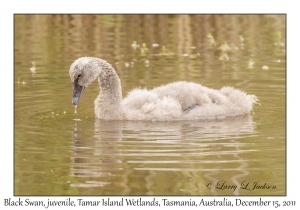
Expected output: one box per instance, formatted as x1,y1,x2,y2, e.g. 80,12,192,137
70,115,257,195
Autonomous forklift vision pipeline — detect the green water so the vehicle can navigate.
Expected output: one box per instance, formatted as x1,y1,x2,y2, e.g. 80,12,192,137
14,15,285,195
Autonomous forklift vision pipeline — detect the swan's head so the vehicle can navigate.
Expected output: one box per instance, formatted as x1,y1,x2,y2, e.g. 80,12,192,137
69,57,100,105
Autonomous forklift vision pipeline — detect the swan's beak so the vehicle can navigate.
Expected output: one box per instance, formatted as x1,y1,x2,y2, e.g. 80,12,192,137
72,79,85,105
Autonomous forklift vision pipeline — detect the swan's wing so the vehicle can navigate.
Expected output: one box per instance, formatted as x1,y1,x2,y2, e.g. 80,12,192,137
122,88,160,115
122,88,182,120
182,104,198,114
141,102,157,113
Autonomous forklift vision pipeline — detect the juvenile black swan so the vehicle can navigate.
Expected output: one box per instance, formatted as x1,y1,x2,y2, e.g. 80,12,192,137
69,57,258,121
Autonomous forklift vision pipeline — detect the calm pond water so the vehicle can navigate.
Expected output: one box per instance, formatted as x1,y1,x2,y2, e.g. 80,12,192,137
14,15,286,196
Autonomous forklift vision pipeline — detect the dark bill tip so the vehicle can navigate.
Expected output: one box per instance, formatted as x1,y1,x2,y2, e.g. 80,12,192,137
72,97,79,105
72,79,84,105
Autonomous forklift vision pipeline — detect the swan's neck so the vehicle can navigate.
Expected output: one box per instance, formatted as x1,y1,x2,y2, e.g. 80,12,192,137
94,59,122,120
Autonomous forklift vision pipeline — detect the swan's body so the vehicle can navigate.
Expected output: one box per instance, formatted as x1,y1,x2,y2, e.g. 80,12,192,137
69,57,258,121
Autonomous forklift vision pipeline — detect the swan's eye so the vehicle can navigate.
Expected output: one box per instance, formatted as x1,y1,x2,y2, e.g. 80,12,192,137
78,74,82,78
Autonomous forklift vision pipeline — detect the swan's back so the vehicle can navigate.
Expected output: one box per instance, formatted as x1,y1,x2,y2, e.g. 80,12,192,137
122,81,257,121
